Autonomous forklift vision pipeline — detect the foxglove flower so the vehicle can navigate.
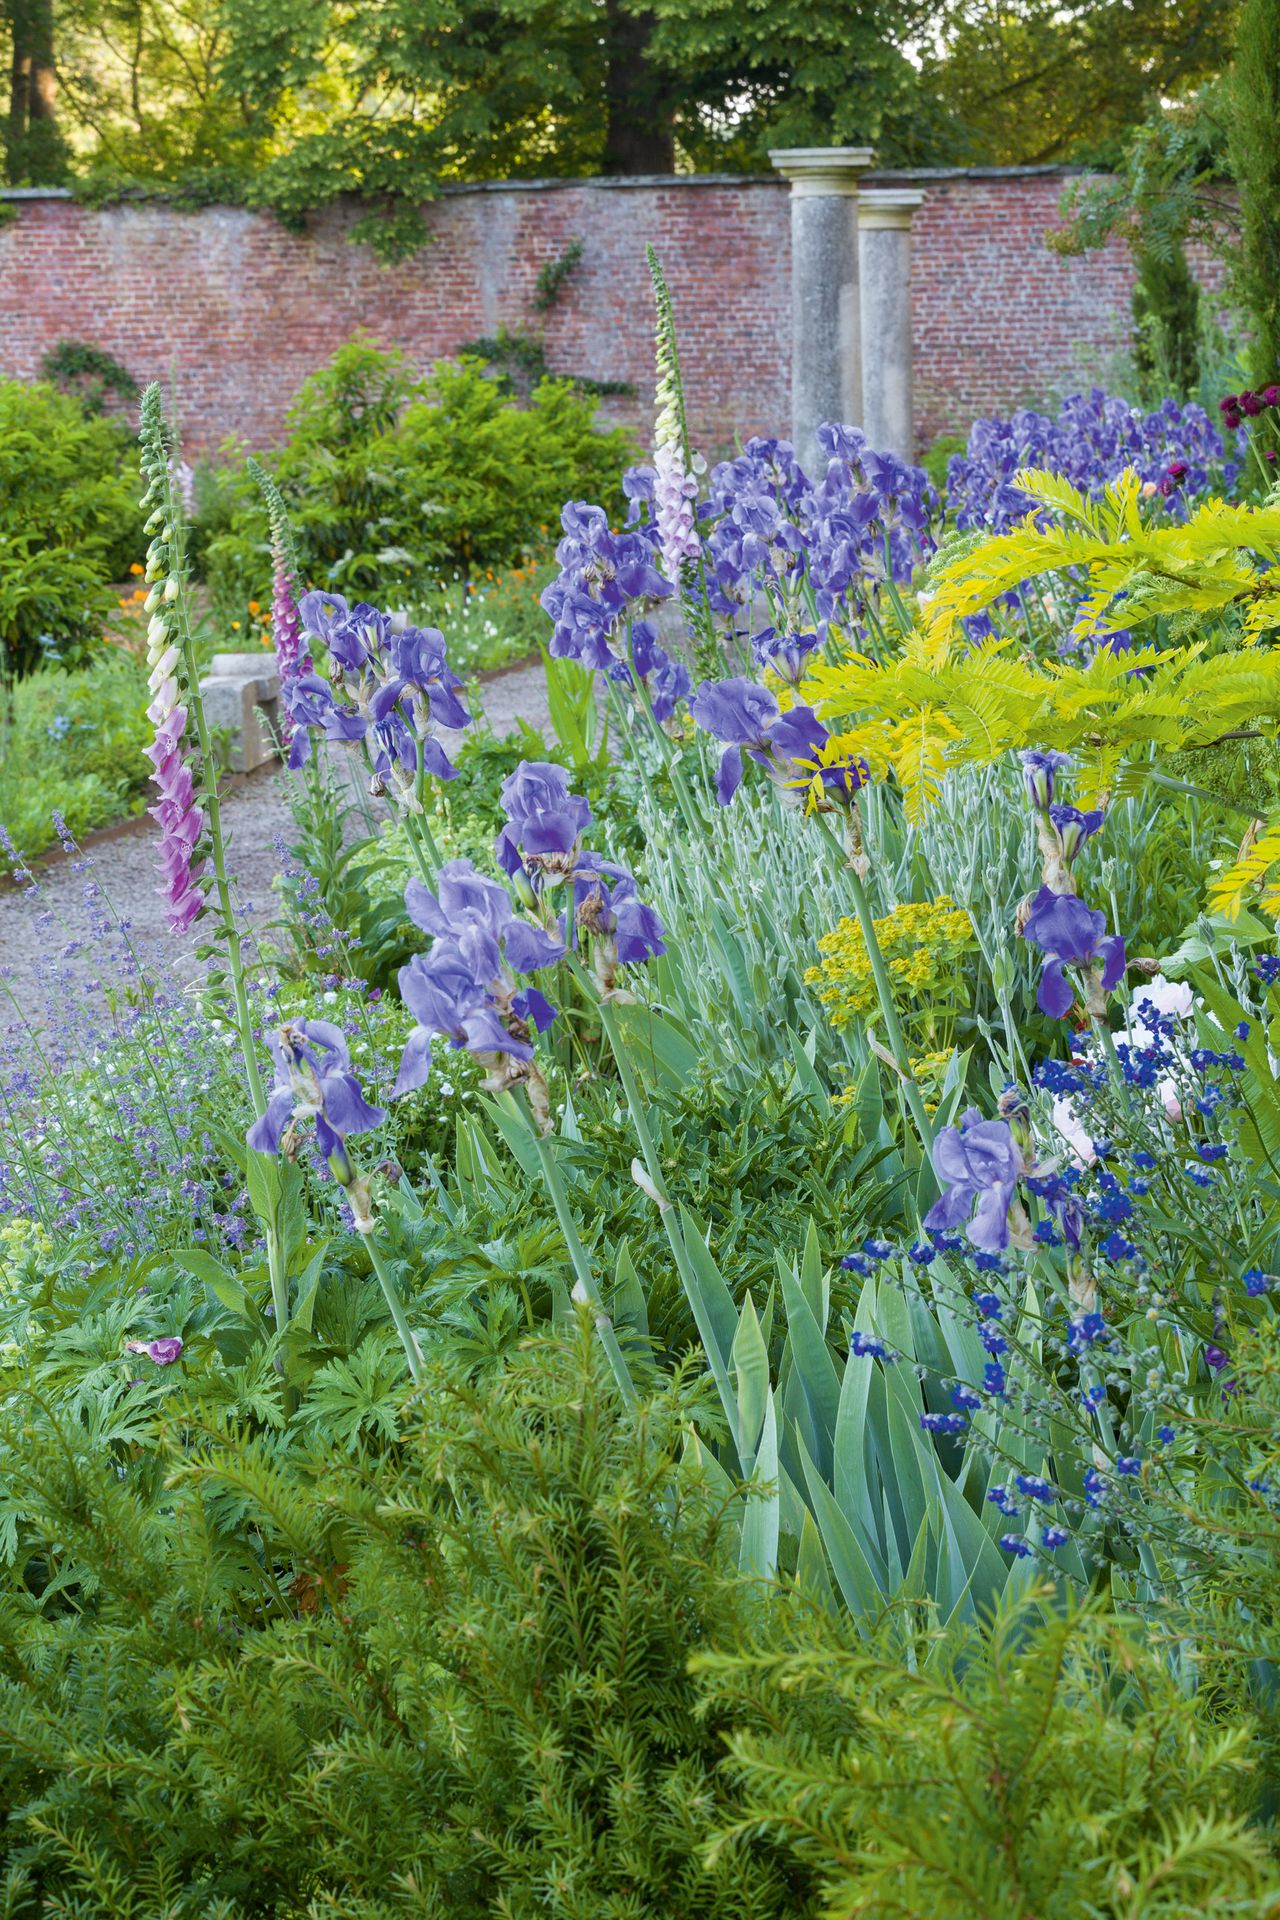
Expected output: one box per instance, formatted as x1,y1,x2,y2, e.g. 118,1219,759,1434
652,436,701,585
924,1110,1021,1254
1021,885,1126,1018
143,616,205,935
270,556,308,751
649,295,703,585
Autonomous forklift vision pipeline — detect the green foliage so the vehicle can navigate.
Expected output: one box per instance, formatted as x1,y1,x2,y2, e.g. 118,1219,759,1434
533,235,586,312
702,1589,1280,1918
917,0,1235,169
806,470,1280,815
201,341,633,617
0,1322,811,1917
0,378,143,685
1052,83,1234,267
1229,0,1280,390
1133,241,1203,400
37,338,139,416
0,649,151,859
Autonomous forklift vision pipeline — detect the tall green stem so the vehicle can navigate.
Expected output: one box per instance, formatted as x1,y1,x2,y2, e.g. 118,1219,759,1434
518,1095,637,1408
593,993,741,1457
140,389,286,1324
363,1229,425,1384
815,811,935,1159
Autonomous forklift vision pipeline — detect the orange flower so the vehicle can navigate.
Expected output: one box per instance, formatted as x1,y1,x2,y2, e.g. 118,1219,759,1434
247,600,261,615
129,561,144,576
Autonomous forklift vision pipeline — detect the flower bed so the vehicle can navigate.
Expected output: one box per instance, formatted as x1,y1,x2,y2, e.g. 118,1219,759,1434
1,277,1280,1911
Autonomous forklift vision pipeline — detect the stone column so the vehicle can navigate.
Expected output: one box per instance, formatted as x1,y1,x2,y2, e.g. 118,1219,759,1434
769,146,874,475
858,187,924,458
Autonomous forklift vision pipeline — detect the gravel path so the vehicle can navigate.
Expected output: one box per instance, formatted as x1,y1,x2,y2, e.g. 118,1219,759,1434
0,658,553,1011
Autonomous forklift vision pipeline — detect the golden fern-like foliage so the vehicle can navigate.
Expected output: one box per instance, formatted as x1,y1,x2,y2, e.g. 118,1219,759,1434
804,633,1280,819
1209,819,1280,920
921,469,1280,650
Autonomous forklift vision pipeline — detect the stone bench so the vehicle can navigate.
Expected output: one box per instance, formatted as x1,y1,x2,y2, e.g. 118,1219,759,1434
199,652,281,771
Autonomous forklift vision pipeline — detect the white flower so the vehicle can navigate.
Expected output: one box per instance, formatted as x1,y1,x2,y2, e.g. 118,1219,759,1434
1051,1094,1097,1168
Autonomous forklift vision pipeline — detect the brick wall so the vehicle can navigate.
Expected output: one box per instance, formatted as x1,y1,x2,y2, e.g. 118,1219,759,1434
0,171,1231,459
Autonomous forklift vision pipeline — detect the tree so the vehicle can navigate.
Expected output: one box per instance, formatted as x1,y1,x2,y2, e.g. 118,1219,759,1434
1228,0,1280,387
918,0,1237,167
3,0,67,181
205,0,931,254
1049,87,1234,402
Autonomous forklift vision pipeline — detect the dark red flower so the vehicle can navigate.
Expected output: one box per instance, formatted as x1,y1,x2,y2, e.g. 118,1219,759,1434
1242,390,1265,417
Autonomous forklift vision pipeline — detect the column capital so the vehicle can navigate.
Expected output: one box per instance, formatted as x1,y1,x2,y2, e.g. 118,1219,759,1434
857,187,925,229
768,146,875,196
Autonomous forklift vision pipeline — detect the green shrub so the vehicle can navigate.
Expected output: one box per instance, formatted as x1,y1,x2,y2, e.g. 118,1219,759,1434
0,648,151,859
0,379,144,687
701,1592,1280,1919
201,338,635,624
0,1323,810,1918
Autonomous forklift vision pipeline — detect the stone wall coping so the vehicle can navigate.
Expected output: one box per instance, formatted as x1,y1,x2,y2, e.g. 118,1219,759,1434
0,161,1096,211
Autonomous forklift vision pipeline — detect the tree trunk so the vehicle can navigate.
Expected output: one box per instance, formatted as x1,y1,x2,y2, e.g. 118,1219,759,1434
600,0,676,175
5,0,63,182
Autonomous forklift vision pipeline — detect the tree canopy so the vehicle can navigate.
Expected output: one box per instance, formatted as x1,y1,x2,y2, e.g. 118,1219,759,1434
0,0,1240,256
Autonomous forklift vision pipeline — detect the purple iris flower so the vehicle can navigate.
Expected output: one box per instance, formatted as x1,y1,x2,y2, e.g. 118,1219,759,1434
494,761,592,878
389,625,471,730
395,942,525,1093
1021,885,1126,1018
320,601,392,676
1021,748,1073,810
689,677,780,804
394,862,564,1093
768,703,828,766
924,1109,1021,1253
751,626,820,685
648,653,692,723
1048,804,1105,863
297,590,350,646
540,500,671,670
406,861,564,981
284,674,368,768
248,1019,385,1174
571,854,666,966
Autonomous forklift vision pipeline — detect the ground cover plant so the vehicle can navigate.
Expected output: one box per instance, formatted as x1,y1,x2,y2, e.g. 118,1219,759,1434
5,255,1280,1914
